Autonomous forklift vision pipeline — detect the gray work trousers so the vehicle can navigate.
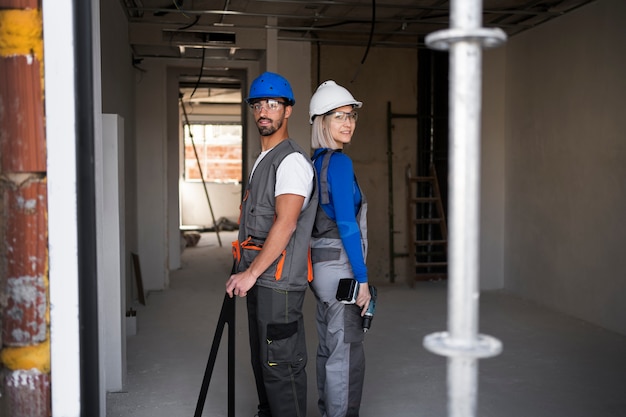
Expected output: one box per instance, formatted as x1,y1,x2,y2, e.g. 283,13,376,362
315,299,365,417
247,285,308,417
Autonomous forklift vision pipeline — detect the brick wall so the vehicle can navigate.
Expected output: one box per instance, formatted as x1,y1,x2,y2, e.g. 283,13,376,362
185,143,242,182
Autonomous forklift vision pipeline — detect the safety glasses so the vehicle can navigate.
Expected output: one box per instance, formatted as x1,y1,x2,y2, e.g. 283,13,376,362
326,111,358,123
249,99,287,113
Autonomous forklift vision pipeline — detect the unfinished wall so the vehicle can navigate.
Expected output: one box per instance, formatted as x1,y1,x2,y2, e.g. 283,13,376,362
100,0,137,304
503,0,626,335
134,60,173,291
277,41,312,154
180,182,242,227
315,46,418,284
480,47,507,290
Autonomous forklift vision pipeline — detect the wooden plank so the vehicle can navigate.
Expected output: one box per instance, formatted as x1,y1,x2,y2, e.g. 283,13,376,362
414,273,447,281
415,262,448,267
414,218,442,224
131,252,146,305
415,240,447,245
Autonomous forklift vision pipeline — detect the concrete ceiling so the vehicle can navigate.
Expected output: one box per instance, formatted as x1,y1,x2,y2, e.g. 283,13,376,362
122,0,597,61
123,0,597,105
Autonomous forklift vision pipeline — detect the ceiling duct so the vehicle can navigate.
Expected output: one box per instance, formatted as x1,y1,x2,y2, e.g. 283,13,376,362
163,29,236,46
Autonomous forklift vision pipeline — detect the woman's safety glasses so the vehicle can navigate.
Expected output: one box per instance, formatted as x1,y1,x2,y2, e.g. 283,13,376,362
326,111,359,123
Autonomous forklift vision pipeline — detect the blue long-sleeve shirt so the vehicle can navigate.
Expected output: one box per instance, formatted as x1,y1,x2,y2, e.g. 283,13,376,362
312,148,368,283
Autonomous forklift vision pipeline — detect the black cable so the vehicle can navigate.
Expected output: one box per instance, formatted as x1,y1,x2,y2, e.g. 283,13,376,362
352,0,376,82
190,47,206,99
177,14,200,30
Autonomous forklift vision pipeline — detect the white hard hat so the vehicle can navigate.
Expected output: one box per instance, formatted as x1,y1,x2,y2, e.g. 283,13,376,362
308,80,362,124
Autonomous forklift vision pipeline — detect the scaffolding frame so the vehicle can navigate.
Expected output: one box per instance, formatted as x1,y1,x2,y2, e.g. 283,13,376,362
422,1,506,416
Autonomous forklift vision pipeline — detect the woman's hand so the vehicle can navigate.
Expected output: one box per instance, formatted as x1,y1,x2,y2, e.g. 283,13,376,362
356,282,372,316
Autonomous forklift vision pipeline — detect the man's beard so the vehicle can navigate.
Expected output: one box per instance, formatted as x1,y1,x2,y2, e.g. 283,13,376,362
257,117,283,136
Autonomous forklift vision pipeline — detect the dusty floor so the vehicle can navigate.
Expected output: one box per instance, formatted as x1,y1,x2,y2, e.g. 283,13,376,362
107,231,626,417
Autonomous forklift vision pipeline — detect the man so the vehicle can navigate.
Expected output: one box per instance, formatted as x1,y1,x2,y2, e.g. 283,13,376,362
226,72,317,417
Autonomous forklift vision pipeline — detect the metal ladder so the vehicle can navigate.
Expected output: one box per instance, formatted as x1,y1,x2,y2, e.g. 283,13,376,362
406,163,448,284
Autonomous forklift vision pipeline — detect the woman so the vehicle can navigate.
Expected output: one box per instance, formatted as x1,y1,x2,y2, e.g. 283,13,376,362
309,80,371,417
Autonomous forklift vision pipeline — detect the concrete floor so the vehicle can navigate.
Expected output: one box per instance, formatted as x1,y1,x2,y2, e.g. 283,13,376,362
107,231,626,417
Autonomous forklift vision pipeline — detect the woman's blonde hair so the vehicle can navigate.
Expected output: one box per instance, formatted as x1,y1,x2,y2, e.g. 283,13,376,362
311,114,340,149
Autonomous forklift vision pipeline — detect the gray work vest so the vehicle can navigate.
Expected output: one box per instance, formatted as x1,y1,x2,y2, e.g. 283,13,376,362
310,150,368,302
234,139,318,291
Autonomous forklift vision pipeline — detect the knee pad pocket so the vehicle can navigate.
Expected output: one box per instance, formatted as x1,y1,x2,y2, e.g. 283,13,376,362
267,321,300,364
343,305,365,344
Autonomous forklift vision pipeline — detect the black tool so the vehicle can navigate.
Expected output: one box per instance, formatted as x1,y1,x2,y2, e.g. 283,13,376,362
363,285,377,332
194,278,236,417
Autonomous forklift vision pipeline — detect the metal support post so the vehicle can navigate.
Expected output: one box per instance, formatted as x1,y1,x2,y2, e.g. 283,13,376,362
423,1,506,416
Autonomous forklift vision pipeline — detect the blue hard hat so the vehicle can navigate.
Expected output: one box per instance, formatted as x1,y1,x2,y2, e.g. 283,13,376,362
246,72,295,106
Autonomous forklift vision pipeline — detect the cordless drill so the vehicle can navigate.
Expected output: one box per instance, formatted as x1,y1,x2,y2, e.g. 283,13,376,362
363,285,377,332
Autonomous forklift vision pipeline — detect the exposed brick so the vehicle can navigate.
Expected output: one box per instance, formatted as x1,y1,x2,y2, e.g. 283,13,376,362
2,181,47,346
0,57,46,173
184,143,242,182
2,369,50,417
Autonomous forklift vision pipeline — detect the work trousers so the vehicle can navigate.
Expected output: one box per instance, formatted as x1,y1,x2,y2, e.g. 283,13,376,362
316,299,365,417
247,285,308,417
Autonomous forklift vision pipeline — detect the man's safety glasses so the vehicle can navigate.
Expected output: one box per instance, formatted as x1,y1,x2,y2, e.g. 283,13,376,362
249,99,287,113
326,111,359,123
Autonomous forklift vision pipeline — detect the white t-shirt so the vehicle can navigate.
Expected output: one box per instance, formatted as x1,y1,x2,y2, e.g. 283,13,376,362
251,149,314,209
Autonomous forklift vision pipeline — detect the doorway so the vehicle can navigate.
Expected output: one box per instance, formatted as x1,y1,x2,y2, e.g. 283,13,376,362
178,72,245,231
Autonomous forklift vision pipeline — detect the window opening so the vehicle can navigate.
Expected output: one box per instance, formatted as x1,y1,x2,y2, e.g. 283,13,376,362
183,122,242,183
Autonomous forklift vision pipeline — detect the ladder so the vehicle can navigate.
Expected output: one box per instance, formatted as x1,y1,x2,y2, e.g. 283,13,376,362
406,164,448,284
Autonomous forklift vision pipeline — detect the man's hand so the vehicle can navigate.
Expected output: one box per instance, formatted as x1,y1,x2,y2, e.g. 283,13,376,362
226,269,257,298
225,193,304,298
